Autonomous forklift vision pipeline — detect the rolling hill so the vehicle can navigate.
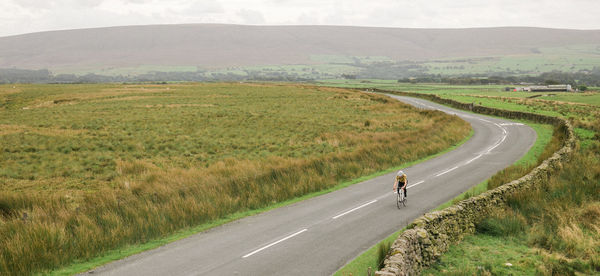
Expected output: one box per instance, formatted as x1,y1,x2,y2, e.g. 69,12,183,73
1,24,600,80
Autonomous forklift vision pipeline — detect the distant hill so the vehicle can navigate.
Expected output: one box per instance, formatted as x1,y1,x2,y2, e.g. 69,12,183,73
1,24,600,73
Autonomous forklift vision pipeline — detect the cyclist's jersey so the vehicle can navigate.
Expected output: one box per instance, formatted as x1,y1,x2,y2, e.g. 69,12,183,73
396,174,407,184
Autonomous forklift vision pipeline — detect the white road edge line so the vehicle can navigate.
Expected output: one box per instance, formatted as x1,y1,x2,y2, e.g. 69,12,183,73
332,200,378,219
485,123,508,153
242,229,308,258
496,123,507,135
486,134,507,153
435,166,459,177
407,180,424,188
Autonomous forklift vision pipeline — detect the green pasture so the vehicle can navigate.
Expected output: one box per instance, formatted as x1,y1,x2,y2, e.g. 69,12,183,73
424,44,600,75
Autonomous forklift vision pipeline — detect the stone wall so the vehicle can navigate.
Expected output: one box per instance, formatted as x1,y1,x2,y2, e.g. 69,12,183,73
373,89,576,276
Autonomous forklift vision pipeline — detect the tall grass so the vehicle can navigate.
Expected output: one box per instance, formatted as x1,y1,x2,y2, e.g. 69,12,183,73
0,83,471,275
430,136,600,275
377,241,392,270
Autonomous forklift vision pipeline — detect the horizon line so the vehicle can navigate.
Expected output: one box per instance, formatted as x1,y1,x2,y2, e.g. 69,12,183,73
2,23,599,39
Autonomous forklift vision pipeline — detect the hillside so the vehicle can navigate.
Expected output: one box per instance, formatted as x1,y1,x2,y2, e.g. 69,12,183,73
1,24,600,75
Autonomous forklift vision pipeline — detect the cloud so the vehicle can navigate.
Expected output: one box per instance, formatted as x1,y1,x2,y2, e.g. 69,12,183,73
12,0,105,10
236,9,265,24
187,0,224,14
0,0,599,37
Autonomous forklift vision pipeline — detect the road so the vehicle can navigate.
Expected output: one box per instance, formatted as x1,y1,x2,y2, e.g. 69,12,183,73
85,94,536,276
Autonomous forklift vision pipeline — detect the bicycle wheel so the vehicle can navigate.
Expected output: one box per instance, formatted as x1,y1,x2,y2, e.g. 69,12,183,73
396,192,403,209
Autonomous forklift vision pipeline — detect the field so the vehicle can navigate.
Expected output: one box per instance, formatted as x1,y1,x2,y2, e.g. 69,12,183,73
320,79,600,130
38,43,600,82
0,83,471,274
199,44,600,79
322,81,600,275
423,44,600,75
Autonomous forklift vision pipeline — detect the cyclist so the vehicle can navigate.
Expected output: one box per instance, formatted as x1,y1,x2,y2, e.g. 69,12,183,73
393,170,407,198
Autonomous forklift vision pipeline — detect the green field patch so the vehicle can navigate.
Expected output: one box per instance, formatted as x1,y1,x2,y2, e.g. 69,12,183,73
53,65,198,76
422,44,600,75
310,55,393,64
422,235,544,275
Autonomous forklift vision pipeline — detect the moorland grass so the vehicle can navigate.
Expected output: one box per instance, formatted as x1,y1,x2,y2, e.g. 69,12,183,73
51,129,474,275
0,83,470,275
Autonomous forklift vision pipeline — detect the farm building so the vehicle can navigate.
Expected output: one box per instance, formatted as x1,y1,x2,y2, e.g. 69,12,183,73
506,84,573,92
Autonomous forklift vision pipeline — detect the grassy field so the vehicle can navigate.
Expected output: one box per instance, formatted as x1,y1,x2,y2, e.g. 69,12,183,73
0,83,471,275
200,43,600,78
52,65,199,76
51,43,600,80
320,79,600,130
423,44,600,75
323,81,600,275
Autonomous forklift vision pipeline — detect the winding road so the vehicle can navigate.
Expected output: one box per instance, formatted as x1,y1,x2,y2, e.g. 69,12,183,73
85,94,536,276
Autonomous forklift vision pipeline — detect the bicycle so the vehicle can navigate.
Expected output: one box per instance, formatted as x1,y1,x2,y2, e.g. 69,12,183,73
396,188,406,208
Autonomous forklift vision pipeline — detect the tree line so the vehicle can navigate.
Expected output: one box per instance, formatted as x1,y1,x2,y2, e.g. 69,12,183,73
397,69,600,87
1,67,600,86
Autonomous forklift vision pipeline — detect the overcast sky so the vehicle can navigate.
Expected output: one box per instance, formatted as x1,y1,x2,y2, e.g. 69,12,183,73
1,0,599,37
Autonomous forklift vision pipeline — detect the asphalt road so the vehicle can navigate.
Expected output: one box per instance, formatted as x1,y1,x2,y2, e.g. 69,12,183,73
85,94,536,276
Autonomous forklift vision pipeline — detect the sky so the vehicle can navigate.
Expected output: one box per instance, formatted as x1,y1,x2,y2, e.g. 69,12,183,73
1,0,599,37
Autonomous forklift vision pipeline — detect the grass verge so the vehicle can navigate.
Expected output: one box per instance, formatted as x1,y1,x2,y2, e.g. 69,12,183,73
422,235,544,275
335,228,405,276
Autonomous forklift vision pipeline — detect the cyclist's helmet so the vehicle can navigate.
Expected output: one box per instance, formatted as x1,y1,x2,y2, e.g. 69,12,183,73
396,170,405,179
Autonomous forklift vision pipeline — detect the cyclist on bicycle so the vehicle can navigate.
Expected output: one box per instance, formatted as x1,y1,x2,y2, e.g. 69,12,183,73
393,170,407,198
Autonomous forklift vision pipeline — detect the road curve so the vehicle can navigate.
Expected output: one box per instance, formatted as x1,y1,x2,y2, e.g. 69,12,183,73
84,94,536,276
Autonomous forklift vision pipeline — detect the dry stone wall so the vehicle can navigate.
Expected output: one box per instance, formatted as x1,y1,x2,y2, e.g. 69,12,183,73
373,89,575,276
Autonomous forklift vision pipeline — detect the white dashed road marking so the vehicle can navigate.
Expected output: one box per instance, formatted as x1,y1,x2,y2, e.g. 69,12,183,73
242,229,308,258
407,180,424,188
435,166,459,177
332,200,378,219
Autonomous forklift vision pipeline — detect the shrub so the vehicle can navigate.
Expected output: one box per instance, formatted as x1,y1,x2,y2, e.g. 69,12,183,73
377,241,392,269
476,213,525,237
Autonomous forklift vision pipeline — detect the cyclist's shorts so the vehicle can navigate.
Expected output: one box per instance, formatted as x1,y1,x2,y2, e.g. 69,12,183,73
397,182,406,191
